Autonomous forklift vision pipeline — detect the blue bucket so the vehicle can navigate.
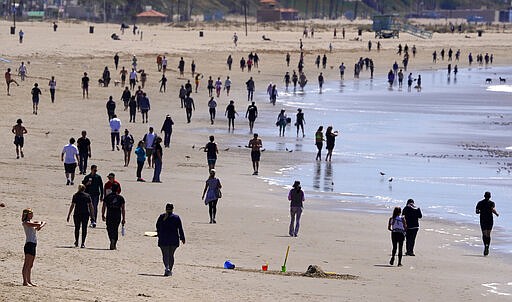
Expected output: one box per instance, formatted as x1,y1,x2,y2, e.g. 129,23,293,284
224,260,235,269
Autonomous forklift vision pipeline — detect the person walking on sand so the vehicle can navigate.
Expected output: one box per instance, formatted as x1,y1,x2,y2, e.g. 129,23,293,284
109,114,121,151
114,53,119,70
159,74,167,93
121,129,134,167
204,136,218,171
19,29,24,43
135,141,146,182
476,192,499,256
5,68,20,96
67,184,94,248
207,97,217,125
225,100,238,132
288,180,305,237
105,96,116,121
22,208,46,286
156,203,185,276
139,93,150,123
82,164,104,228
246,77,255,102
178,57,185,77
184,95,195,123
325,126,339,161
76,130,91,175
48,76,56,103
81,72,89,99
402,199,422,256
102,184,125,250
128,96,137,123
31,83,41,115
215,77,222,97
152,137,163,183
248,133,263,175
61,137,80,186
12,118,27,159
388,207,407,267
246,101,258,133
202,169,222,224
295,108,305,137
315,126,324,161
224,76,232,96
19,62,27,81
161,115,174,148
143,127,157,168
129,68,137,90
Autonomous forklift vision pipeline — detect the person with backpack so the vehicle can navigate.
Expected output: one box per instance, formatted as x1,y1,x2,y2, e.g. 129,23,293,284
388,207,407,267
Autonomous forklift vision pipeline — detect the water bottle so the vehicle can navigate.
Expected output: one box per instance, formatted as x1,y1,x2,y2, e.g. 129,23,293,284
121,225,126,236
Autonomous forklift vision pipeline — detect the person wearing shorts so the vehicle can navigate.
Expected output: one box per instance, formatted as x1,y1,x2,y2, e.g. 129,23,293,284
204,135,218,170
22,208,46,286
12,118,27,159
248,133,262,175
61,137,80,185
476,192,499,256
5,68,19,96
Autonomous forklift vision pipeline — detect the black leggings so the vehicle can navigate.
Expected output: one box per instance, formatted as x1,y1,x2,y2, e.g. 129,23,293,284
73,214,89,244
391,232,405,260
208,199,218,220
137,160,144,179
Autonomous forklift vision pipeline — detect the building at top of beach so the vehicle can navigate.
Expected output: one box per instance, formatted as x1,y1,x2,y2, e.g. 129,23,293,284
136,9,168,24
257,0,299,22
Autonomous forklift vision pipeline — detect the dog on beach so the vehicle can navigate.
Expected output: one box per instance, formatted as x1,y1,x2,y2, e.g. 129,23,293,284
485,78,492,84
499,77,506,83
98,78,105,86
114,80,121,87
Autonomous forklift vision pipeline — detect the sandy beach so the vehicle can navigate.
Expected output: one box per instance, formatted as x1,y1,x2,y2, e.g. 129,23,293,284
1,20,512,301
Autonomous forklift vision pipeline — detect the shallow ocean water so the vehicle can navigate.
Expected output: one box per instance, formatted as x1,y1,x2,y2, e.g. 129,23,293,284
258,65,512,253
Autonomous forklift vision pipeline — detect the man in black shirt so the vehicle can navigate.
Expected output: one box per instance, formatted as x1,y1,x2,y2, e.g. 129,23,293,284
66,184,94,248
102,184,126,250
77,130,91,175
476,192,499,256
82,165,103,227
204,135,218,170
245,102,258,133
402,199,422,256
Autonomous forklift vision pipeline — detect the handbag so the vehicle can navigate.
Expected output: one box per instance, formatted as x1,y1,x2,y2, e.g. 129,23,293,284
216,188,222,198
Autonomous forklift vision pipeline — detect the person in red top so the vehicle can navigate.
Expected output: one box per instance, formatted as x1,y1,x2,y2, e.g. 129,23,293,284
104,172,121,196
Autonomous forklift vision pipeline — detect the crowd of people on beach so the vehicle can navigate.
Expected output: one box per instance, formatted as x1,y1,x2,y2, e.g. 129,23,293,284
4,24,503,286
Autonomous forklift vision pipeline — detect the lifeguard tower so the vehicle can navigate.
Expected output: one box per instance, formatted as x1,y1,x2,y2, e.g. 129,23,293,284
373,14,433,39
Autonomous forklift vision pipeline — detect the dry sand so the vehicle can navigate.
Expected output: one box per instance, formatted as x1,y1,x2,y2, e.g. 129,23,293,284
0,20,512,301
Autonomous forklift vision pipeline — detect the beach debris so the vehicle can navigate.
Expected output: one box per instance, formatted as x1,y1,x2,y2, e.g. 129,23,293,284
286,148,293,152
224,148,229,151
45,131,50,135
304,265,327,278
388,177,393,182
379,171,386,176
137,293,151,297
185,155,191,160
192,145,195,149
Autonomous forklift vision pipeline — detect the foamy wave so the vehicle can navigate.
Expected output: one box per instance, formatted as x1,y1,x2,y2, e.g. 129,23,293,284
487,85,512,93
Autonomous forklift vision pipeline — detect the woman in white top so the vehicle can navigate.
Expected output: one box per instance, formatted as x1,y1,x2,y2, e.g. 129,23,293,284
22,208,46,286
387,207,407,267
